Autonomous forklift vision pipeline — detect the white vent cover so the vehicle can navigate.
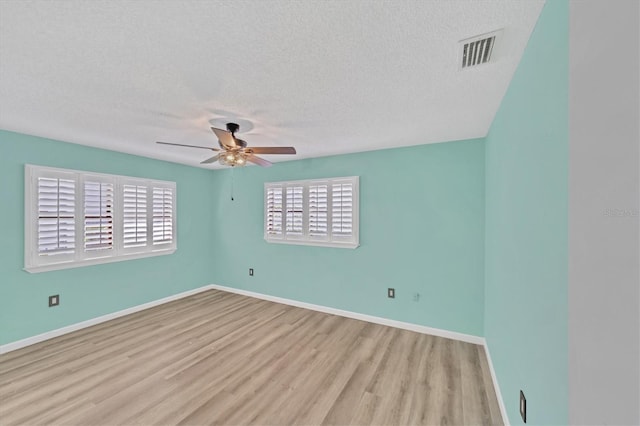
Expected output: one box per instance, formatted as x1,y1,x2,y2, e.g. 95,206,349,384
459,30,502,70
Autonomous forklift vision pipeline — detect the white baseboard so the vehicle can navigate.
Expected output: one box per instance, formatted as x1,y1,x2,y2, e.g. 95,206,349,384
0,284,216,354
482,340,510,425
209,284,484,345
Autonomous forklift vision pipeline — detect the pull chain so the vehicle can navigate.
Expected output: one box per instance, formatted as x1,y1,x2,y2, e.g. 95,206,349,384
230,167,235,201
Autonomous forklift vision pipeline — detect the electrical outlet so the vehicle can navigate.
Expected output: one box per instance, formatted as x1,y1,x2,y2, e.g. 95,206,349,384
387,288,395,298
49,295,59,307
249,268,254,276
520,390,527,423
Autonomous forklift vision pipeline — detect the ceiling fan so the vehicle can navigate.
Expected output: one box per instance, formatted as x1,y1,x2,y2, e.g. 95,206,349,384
157,122,296,167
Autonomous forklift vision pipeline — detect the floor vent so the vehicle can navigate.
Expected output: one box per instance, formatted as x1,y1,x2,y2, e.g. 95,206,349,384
459,30,502,70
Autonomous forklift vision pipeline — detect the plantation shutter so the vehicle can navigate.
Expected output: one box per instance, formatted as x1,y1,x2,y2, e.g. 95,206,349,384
266,186,283,238
84,180,114,252
37,177,76,256
331,181,354,241
123,184,148,248
26,165,177,273
285,185,304,237
152,186,173,245
308,183,328,239
263,176,358,249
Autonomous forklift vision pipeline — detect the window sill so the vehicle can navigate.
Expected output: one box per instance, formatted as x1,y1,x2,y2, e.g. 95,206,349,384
24,248,176,274
264,238,359,249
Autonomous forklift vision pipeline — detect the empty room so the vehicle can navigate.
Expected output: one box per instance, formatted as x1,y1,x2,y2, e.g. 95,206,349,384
0,0,638,425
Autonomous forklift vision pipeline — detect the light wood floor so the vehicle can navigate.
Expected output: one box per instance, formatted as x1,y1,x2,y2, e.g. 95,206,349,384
0,290,502,425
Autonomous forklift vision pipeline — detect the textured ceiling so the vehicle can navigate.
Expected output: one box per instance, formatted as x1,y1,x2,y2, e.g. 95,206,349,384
0,0,545,168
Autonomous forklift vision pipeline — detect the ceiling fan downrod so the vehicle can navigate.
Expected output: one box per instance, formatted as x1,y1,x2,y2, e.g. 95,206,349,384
226,122,240,134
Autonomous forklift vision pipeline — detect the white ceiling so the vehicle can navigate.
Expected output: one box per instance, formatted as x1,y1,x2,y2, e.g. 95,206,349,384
0,0,545,169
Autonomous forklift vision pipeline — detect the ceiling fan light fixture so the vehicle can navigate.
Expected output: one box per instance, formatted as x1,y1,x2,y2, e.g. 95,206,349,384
219,151,248,167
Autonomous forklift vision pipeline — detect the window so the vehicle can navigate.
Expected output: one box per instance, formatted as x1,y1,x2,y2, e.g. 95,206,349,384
152,187,174,245
25,165,176,273
264,176,359,248
265,186,283,238
37,173,76,261
308,183,328,240
84,178,114,253
285,185,304,238
122,184,148,249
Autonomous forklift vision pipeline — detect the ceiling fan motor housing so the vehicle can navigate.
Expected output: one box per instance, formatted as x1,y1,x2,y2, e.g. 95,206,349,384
223,122,247,147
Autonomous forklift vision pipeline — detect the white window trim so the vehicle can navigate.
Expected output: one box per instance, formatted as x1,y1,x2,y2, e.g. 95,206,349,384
24,164,176,273
264,176,359,249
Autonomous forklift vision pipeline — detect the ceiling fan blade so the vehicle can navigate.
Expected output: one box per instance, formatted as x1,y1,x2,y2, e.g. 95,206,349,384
211,127,238,148
246,154,272,167
248,147,296,155
200,154,220,164
157,141,218,151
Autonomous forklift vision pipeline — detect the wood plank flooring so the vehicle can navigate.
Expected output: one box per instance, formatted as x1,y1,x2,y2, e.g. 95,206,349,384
0,289,502,425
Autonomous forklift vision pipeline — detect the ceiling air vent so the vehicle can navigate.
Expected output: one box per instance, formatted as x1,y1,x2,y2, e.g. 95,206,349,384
459,30,502,70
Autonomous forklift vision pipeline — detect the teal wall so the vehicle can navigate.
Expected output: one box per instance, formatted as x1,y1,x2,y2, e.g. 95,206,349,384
484,1,568,425
0,130,215,345
209,140,486,336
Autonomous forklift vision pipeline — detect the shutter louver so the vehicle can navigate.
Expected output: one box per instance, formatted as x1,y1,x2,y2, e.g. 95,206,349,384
37,177,76,255
153,187,173,245
309,184,328,238
84,181,114,252
266,187,283,236
123,185,147,248
286,186,304,236
331,182,354,237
